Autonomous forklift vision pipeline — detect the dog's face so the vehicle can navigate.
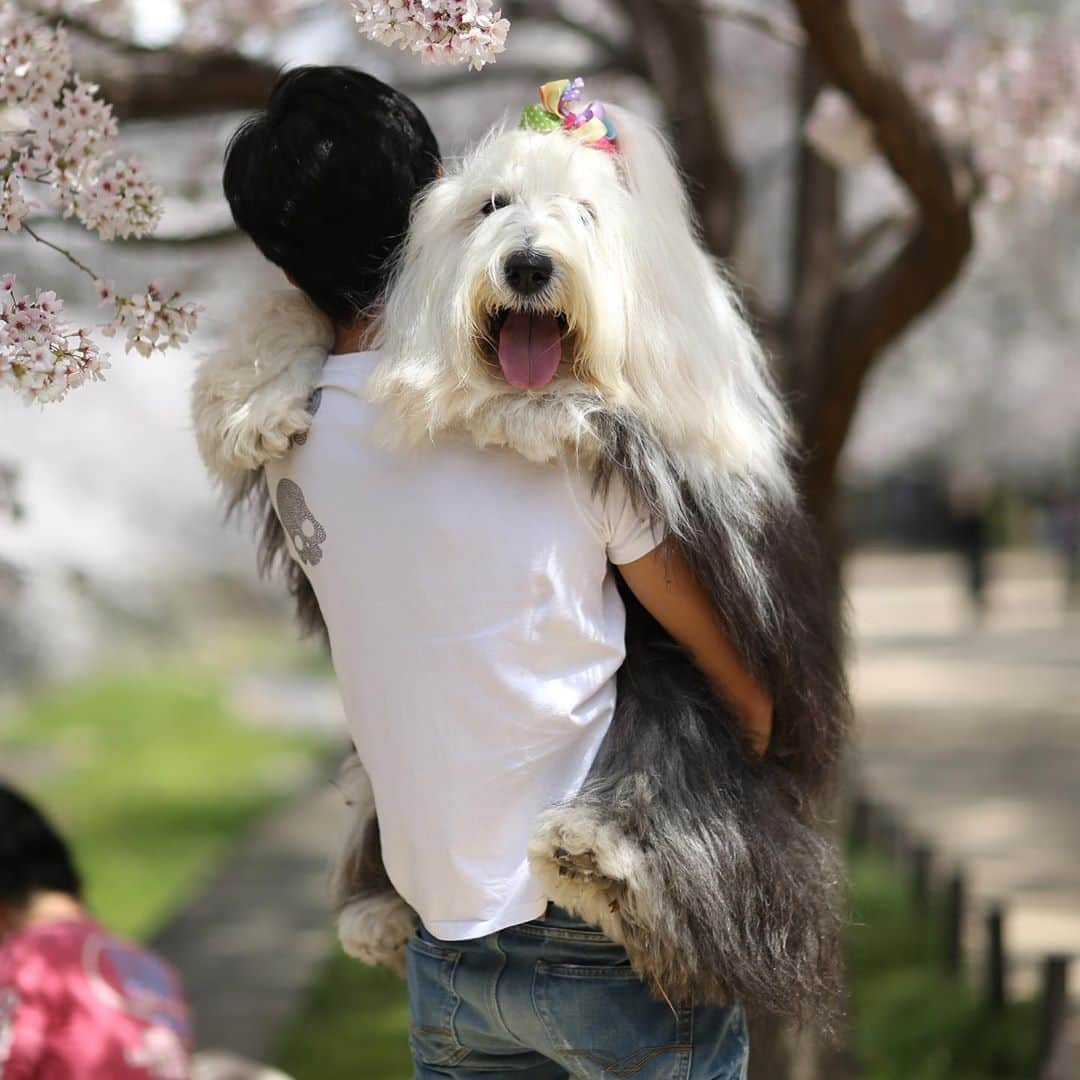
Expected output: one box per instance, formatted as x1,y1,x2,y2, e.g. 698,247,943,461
373,109,792,491
387,127,633,406
446,130,630,395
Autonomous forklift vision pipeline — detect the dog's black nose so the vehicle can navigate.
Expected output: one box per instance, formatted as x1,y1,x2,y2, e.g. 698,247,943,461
504,251,554,296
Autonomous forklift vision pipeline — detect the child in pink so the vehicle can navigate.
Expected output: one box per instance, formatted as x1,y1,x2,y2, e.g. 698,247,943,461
0,785,191,1079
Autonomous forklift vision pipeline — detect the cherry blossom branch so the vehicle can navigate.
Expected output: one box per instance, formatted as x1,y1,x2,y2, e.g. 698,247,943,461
1,10,201,403
21,222,98,280
27,5,159,54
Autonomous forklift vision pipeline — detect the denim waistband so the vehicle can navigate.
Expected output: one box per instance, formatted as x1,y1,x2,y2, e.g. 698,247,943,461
538,903,594,929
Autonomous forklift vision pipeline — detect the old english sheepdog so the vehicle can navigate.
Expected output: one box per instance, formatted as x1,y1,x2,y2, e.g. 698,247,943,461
193,84,850,1024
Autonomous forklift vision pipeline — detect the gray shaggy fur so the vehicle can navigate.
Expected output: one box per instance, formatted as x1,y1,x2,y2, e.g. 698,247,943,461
540,409,850,1025
238,416,850,1024
234,406,849,1029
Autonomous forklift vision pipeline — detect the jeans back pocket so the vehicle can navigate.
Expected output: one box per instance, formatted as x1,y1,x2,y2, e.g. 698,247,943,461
532,959,693,1079
405,932,470,1068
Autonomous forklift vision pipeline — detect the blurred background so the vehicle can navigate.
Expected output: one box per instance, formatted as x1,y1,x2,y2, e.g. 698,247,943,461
2,1,1078,1078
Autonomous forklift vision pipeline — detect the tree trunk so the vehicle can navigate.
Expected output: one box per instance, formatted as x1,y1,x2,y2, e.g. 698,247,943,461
613,0,742,259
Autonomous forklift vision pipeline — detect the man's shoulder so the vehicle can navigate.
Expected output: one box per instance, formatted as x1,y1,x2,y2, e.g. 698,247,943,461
316,349,381,398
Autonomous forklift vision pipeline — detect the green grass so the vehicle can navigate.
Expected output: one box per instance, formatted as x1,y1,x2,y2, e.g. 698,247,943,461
275,946,412,1080
848,848,1038,1080
2,670,327,939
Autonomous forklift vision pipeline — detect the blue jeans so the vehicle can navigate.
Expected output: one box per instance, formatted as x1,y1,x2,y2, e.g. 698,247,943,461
405,905,749,1079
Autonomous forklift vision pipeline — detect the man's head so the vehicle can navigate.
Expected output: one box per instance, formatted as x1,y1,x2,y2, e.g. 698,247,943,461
223,66,441,325
0,784,82,931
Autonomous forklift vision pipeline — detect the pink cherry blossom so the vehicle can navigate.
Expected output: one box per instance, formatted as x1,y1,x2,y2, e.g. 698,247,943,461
0,273,109,404
100,283,202,359
0,7,196,403
351,0,510,70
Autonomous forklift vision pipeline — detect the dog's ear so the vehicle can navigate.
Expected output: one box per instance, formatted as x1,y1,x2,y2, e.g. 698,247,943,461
604,107,791,499
191,289,333,496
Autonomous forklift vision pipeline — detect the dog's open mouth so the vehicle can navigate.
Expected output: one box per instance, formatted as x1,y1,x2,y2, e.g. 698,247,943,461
488,309,569,390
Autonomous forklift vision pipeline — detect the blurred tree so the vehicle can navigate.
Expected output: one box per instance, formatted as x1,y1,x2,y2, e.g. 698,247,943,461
13,0,1080,518
19,0,993,529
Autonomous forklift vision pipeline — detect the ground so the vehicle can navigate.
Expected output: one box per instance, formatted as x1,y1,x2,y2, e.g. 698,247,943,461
848,548,1080,1068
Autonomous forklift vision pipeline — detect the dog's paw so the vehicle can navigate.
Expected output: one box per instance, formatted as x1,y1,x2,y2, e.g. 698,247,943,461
528,804,653,936
531,804,644,886
224,396,314,472
338,892,418,976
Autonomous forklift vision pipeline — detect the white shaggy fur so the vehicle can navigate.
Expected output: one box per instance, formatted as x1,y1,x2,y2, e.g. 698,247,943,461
337,891,417,975
191,289,333,499
528,804,651,943
368,108,794,526
194,109,793,529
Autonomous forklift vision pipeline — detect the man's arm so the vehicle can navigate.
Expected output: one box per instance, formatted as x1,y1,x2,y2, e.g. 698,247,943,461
617,541,773,756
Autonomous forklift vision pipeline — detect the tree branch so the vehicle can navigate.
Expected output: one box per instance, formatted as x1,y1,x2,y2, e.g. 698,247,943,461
126,224,242,247
843,212,911,267
20,0,279,120
28,4,160,55
53,10,630,121
613,0,743,260
700,0,806,48
22,222,99,282
792,0,977,518
504,0,642,73
396,58,626,98
783,51,840,421
93,49,280,121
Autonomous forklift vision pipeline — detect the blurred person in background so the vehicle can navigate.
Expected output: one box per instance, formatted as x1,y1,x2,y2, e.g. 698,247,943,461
947,462,996,621
1045,471,1080,610
0,783,192,1079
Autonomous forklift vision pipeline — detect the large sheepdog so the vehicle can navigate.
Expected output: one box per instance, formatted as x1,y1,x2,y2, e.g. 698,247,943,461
193,79,850,1024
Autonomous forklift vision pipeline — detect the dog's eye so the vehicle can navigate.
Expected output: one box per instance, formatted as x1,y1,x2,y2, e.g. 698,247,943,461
481,193,512,216
578,200,598,225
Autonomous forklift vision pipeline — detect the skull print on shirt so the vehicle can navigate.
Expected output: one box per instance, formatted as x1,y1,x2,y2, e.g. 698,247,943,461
276,478,327,566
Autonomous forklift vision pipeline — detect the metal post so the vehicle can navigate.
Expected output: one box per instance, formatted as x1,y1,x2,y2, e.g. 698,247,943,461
849,794,872,850
985,904,1006,1011
911,844,932,913
944,871,965,977
1038,954,1070,1079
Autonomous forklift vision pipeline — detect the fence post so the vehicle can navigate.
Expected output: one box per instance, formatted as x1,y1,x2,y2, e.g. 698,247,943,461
849,795,872,851
911,844,933,913
985,904,1006,1012
1038,954,1070,1079
944,871,966,977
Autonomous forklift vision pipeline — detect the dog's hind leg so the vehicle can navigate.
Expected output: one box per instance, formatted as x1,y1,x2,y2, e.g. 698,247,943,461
332,754,417,974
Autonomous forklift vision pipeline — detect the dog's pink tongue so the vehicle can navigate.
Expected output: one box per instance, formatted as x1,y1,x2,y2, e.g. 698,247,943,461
497,313,562,389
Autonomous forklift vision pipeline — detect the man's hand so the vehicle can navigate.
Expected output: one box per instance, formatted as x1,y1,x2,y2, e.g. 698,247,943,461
617,541,773,756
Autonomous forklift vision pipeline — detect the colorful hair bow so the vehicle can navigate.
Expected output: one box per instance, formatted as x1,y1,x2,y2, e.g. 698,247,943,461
520,77,618,152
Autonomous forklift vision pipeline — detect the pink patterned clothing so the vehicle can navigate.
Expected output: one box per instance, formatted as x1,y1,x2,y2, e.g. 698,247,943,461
0,917,191,1079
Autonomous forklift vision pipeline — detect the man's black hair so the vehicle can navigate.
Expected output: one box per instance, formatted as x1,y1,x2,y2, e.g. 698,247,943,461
0,784,82,908
223,65,441,324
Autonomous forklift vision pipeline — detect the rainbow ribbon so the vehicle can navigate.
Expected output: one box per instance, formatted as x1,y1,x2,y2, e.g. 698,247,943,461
520,77,618,152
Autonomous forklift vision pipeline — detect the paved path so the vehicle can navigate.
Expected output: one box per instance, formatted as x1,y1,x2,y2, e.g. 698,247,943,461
848,549,1080,1068
151,763,350,1061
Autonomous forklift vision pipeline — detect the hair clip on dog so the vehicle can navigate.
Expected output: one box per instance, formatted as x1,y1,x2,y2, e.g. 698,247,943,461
520,76,618,152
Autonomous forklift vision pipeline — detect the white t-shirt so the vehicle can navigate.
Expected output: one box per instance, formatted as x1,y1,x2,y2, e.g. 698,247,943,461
265,351,661,939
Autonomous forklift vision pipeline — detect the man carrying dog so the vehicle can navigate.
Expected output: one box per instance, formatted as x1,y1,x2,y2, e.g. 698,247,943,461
210,64,770,1078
